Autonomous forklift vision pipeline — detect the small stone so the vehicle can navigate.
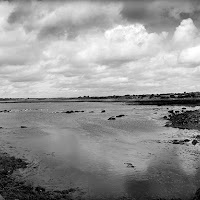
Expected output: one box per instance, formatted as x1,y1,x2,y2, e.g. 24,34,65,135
192,140,198,145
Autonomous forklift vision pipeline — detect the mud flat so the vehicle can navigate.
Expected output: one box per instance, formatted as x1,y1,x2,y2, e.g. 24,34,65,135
1,140,200,200
0,151,77,200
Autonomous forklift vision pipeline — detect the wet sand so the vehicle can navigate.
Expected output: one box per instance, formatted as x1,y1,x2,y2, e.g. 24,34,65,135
0,103,200,199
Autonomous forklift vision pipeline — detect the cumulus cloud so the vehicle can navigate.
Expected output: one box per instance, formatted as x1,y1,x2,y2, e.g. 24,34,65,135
173,18,199,47
179,45,200,65
0,1,200,97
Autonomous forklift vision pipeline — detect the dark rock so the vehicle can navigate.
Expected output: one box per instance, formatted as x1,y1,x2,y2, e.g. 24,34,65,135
165,123,171,127
193,188,200,200
21,126,27,128
116,114,125,118
172,140,182,144
68,188,76,193
192,140,198,145
168,110,174,114
163,116,168,119
0,110,11,113
171,139,189,145
196,135,200,139
64,110,74,114
35,186,45,193
124,163,135,168
108,117,115,120
101,110,106,113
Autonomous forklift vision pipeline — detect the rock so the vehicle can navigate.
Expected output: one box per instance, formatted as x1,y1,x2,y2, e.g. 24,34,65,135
35,186,45,193
168,110,174,114
116,114,125,118
171,139,189,145
108,116,115,120
192,140,198,145
21,126,27,128
193,188,200,200
64,110,74,114
172,140,182,144
163,116,168,119
124,163,135,168
68,188,76,193
101,110,106,113
196,135,200,139
165,123,171,127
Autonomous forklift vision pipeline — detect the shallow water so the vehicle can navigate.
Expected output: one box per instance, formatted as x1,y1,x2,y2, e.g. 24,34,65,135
0,102,200,199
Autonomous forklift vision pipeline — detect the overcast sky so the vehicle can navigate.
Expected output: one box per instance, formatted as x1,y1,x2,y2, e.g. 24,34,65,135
1,0,200,97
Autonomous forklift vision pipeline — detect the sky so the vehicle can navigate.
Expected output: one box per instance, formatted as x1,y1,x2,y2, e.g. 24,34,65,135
1,0,200,98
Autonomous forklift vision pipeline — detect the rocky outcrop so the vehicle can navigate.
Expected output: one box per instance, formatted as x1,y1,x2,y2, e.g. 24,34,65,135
165,109,200,130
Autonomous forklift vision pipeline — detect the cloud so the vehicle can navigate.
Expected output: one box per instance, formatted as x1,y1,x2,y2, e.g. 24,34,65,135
179,45,200,65
173,18,199,47
46,24,167,68
121,0,200,32
1,0,200,97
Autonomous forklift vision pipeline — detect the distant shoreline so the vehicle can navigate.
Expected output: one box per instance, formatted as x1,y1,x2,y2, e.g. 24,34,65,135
1,98,200,106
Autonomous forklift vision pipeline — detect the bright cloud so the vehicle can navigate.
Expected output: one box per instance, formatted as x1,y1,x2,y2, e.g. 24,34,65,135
0,1,200,97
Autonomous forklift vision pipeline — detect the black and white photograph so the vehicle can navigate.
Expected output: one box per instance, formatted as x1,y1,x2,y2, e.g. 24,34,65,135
0,0,200,199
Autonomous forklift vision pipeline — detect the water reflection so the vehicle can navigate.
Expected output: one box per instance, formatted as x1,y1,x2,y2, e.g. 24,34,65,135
124,146,197,200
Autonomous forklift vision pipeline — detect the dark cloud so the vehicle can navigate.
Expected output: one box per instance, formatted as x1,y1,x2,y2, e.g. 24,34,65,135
37,13,116,40
7,4,31,24
121,0,200,32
